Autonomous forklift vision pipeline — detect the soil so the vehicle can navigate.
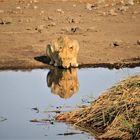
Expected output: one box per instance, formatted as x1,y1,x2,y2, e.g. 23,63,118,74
0,0,140,70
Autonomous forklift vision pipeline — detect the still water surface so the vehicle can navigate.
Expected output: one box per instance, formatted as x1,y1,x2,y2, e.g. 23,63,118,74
0,67,140,140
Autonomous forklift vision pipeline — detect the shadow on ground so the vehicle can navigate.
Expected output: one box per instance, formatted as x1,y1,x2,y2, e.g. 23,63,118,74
34,55,51,64
34,55,140,70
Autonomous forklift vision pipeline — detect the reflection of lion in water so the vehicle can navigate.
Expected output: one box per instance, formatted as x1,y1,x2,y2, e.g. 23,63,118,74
46,36,79,68
47,68,79,99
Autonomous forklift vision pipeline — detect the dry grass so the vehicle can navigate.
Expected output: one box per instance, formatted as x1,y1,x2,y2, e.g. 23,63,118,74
56,75,140,139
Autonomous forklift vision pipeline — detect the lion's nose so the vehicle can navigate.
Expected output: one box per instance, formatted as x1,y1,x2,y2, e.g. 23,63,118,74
62,63,70,68
63,65,70,68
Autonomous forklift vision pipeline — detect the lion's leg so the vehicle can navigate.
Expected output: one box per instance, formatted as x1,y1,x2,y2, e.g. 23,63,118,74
46,45,55,65
54,60,60,67
54,62,58,67
71,58,78,67
50,58,54,65
54,59,62,67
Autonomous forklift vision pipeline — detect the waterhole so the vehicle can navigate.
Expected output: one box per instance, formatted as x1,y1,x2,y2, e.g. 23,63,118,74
0,67,140,140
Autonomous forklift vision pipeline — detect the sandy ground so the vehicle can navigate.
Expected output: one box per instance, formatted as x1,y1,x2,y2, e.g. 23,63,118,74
0,0,140,70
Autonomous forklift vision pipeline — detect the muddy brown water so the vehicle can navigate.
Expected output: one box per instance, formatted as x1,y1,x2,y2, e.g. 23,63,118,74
0,67,140,140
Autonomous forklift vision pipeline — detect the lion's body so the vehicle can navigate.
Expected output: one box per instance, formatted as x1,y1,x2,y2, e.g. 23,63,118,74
46,36,79,68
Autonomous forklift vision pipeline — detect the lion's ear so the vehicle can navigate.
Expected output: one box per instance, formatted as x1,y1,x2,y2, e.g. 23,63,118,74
48,44,54,52
47,44,50,47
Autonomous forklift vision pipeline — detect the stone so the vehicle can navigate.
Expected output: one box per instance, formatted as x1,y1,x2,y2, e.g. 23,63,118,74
0,17,12,24
137,40,140,45
127,0,134,5
109,9,117,16
33,0,39,3
48,16,53,21
40,10,44,14
16,6,21,10
0,19,3,24
112,40,123,47
73,4,76,7
100,11,107,16
35,24,45,33
86,3,97,10
119,6,128,12
98,0,105,4
132,11,138,14
48,22,56,27
61,26,83,34
57,9,64,14
34,5,38,9
0,10,4,13
66,17,79,24
86,26,97,32
86,3,93,10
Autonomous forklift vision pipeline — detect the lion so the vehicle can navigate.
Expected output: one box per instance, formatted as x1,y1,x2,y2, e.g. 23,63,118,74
46,36,79,68
47,68,79,99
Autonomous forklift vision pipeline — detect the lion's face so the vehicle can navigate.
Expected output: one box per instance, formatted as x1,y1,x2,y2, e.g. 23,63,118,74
47,36,79,68
57,37,79,68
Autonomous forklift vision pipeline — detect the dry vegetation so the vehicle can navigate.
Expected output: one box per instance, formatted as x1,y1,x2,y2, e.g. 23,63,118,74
56,75,140,139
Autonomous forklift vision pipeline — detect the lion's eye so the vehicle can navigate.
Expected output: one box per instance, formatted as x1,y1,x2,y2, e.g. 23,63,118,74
59,46,62,50
69,46,73,50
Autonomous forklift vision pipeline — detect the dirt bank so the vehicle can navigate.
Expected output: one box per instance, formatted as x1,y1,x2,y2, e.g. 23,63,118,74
0,0,140,70
56,75,140,139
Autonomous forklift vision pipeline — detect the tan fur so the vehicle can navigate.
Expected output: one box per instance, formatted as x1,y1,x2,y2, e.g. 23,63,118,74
47,68,79,99
46,36,79,68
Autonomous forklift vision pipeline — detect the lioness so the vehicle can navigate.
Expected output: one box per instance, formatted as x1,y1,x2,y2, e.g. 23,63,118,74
46,36,79,68
47,68,79,99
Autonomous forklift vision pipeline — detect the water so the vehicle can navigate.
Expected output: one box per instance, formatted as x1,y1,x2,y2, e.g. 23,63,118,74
0,67,140,140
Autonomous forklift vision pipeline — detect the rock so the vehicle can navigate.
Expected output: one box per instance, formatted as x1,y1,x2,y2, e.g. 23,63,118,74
40,10,44,14
120,0,124,4
48,16,53,21
26,18,32,23
86,3,97,10
61,27,69,33
127,0,134,5
34,5,38,9
0,10,4,13
98,0,105,4
86,3,92,10
132,11,138,14
112,40,123,47
100,11,107,16
61,26,83,34
66,17,80,24
30,0,33,3
73,4,76,7
48,22,56,27
16,6,21,10
57,9,64,14
71,27,78,33
119,6,128,12
137,40,140,45
0,19,3,24
86,26,97,32
0,17,12,25
33,0,39,3
35,24,45,33
109,9,117,16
